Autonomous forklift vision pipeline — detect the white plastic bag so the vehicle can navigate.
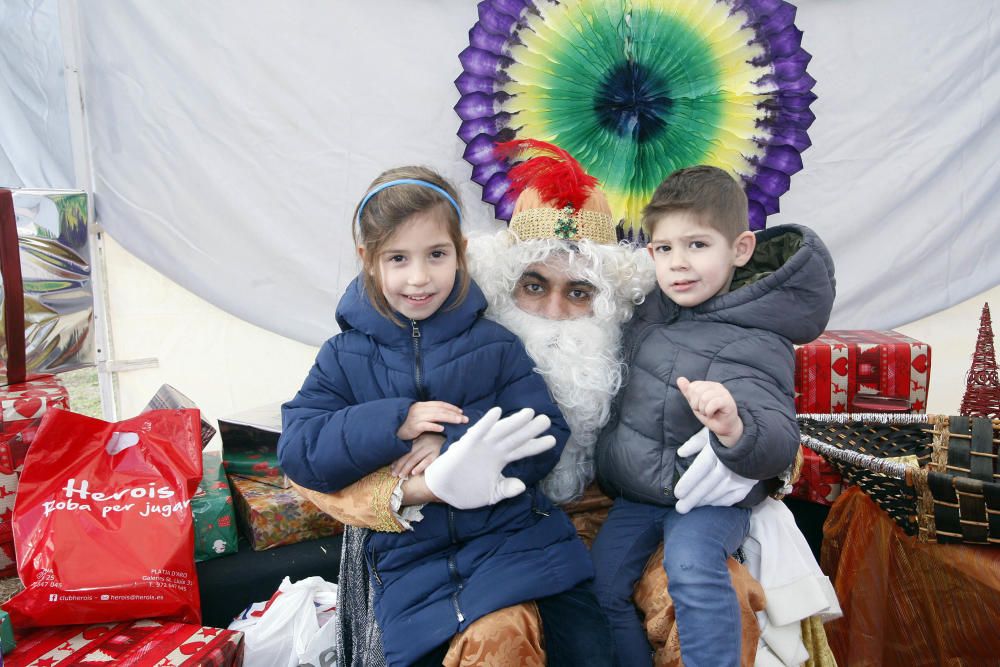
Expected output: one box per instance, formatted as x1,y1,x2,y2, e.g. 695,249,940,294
229,575,339,667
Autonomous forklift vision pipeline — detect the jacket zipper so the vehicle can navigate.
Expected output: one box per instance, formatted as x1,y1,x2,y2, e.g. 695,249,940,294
412,319,463,622
447,506,458,543
411,320,428,401
447,508,465,622
529,488,549,517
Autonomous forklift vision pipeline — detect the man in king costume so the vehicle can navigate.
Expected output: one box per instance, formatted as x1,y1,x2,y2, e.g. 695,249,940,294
296,141,837,666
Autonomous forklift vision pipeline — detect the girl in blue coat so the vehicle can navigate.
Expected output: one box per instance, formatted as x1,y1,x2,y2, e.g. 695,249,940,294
278,166,609,666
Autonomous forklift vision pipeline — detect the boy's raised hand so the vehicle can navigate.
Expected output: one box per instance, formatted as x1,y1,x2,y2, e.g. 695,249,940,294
397,401,469,441
676,377,743,447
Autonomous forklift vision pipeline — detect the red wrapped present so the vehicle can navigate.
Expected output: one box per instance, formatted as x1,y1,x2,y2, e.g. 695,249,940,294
0,470,16,520
0,470,18,546
792,330,930,505
789,448,843,505
0,536,15,579
795,330,931,414
5,619,244,666
0,375,70,474
0,376,70,548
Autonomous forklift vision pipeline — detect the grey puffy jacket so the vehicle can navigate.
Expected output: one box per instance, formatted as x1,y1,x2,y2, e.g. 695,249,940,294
596,224,836,507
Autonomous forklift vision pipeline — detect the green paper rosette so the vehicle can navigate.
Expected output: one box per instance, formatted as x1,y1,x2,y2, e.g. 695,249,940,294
456,0,816,238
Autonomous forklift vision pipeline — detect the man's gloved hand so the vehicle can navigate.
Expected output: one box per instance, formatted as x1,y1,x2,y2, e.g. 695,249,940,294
674,427,756,514
424,407,556,510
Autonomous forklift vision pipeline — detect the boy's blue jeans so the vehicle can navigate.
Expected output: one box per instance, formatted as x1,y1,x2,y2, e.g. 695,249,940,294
591,497,751,667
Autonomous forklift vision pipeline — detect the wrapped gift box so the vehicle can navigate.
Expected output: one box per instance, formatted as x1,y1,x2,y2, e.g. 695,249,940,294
219,403,281,455
789,449,843,506
219,403,290,486
0,471,18,542
0,609,14,655
221,452,284,482
193,453,238,563
792,330,930,505
0,376,70,474
0,377,70,550
795,330,931,414
228,470,291,490
0,538,15,580
0,421,36,477
4,619,243,666
230,475,342,551
0,189,93,386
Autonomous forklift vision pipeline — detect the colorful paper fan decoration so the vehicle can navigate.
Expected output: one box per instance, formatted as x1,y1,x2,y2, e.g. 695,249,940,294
455,0,816,238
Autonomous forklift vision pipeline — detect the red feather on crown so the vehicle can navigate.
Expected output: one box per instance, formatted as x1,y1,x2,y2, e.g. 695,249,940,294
494,139,598,212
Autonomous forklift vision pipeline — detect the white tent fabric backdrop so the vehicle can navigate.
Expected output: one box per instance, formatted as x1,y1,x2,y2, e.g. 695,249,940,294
3,1,1000,343
0,1,73,190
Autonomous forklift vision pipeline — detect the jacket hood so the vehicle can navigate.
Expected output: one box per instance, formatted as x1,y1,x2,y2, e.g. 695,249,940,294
639,224,836,344
335,272,488,345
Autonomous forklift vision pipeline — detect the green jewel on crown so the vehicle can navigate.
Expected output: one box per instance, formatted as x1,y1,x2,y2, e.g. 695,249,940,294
554,206,578,240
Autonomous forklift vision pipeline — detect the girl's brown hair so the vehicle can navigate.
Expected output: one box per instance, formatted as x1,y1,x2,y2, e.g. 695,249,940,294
352,166,469,324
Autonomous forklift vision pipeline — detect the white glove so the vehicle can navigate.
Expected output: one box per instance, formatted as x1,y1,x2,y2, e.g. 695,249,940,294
674,427,756,514
424,407,556,510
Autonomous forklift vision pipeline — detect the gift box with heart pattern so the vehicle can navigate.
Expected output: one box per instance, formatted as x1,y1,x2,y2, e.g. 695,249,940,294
0,375,69,575
790,330,930,506
794,330,931,414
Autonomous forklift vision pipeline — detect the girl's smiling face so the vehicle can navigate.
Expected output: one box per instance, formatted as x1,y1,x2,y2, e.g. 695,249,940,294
374,209,458,321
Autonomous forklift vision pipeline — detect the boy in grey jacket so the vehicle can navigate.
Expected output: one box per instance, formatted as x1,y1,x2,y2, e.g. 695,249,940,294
591,166,835,667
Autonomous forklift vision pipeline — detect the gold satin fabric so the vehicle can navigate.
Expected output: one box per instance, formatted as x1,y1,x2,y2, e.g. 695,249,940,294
444,602,546,667
822,487,1000,666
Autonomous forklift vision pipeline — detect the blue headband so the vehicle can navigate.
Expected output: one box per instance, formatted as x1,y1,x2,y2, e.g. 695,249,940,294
356,178,463,225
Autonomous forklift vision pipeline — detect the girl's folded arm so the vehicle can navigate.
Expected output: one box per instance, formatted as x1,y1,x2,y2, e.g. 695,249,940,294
278,341,416,492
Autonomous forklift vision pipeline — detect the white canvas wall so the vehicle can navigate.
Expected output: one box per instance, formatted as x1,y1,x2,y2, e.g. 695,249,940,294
38,1,1000,339
2,1,999,420
103,235,318,434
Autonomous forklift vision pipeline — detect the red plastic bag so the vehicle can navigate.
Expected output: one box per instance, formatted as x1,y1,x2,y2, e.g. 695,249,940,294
2,408,203,628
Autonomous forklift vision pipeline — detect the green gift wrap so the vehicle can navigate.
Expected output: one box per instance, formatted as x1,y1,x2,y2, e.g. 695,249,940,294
1,608,14,655
192,452,238,562
220,449,282,478
218,403,288,484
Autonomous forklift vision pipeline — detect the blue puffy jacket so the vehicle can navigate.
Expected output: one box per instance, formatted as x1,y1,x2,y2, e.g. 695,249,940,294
279,275,593,666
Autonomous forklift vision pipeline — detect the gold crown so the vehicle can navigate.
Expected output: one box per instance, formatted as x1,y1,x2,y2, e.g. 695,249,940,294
509,187,617,245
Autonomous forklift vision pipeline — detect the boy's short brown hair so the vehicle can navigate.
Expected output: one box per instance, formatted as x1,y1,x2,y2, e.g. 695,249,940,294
642,166,748,241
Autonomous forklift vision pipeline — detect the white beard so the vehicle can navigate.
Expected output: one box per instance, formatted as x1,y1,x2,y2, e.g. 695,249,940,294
488,303,624,504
